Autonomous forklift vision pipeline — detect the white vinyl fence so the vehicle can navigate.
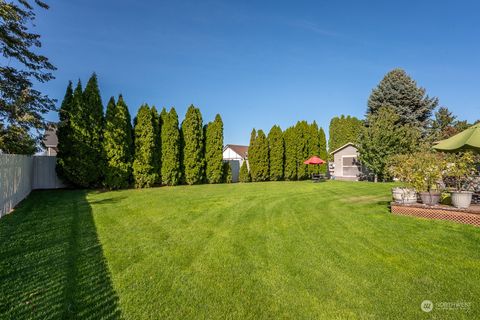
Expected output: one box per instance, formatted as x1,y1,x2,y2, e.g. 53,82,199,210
0,155,65,218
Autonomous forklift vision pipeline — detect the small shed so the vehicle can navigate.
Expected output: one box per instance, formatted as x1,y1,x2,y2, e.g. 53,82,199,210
223,144,248,182
331,143,363,181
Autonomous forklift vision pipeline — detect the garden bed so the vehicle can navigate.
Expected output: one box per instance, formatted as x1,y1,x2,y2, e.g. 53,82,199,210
391,202,480,227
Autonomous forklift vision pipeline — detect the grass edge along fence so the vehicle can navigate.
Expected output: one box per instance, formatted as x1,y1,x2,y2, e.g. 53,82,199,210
0,154,64,218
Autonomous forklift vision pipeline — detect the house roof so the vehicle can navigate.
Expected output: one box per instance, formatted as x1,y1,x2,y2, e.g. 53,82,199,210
330,142,357,155
224,144,248,159
43,125,58,147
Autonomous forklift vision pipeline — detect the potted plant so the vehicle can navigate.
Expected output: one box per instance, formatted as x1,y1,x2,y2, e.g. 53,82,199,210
446,152,477,209
388,154,418,204
410,153,445,206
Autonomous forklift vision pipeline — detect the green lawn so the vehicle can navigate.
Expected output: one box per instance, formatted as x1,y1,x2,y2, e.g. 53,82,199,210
1,181,479,319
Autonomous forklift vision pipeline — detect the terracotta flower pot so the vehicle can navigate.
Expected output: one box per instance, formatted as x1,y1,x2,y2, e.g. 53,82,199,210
451,191,473,209
419,192,441,206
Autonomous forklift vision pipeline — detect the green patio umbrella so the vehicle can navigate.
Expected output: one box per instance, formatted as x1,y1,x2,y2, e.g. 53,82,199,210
433,123,480,153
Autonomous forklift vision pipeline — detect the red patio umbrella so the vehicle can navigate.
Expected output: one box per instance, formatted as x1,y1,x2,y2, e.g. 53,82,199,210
303,156,326,165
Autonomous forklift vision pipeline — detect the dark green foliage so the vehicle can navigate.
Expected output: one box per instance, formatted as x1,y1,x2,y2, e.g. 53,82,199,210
151,106,162,183
82,73,105,184
328,115,363,158
250,129,269,182
161,108,181,186
283,127,297,181
205,114,224,184
222,162,233,183
56,81,74,178
358,106,421,181
58,80,104,187
318,127,328,174
307,121,321,175
0,1,56,146
0,124,37,154
132,104,157,188
268,125,284,181
295,121,310,180
181,105,205,185
367,68,438,128
430,107,471,141
239,161,250,182
103,95,133,189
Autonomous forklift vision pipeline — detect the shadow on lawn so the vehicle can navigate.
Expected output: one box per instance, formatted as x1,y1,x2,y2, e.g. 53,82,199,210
0,190,121,319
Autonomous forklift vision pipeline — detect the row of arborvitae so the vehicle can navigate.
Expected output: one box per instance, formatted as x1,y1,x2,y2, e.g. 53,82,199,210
242,121,327,182
56,74,228,189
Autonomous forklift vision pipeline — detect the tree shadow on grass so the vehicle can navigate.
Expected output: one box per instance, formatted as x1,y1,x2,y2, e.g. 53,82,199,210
0,190,121,319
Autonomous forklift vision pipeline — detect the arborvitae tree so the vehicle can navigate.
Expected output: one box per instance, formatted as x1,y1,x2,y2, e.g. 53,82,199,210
181,105,205,185
222,162,233,183
295,121,310,180
62,80,93,187
328,115,363,158
161,107,181,185
251,129,269,182
239,161,251,182
103,95,133,189
367,68,438,128
82,73,105,186
205,114,224,184
283,126,297,180
247,128,257,178
132,104,157,188
318,127,328,174
150,106,162,183
56,81,75,181
268,125,284,181
308,121,321,175
358,106,421,182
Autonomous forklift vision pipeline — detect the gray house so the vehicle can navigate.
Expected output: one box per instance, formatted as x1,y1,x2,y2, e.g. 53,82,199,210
331,143,363,181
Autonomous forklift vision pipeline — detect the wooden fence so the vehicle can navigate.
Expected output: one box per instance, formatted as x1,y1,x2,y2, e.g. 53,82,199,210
0,155,65,218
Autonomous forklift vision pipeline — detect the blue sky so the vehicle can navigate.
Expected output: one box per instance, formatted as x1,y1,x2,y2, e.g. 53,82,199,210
36,0,479,145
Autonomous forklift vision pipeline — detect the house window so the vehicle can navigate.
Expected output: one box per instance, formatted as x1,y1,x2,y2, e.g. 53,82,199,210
342,156,358,177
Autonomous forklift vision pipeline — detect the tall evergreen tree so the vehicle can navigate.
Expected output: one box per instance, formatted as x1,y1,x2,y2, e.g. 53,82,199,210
318,127,328,174
181,105,205,185
283,126,297,180
251,129,269,182
205,114,224,184
367,68,438,128
60,80,98,187
82,73,105,185
103,95,133,189
239,161,250,182
151,106,162,183
56,81,75,181
328,115,363,158
268,125,284,181
222,162,233,183
248,128,257,179
295,121,310,180
308,121,321,175
132,104,157,188
161,107,181,185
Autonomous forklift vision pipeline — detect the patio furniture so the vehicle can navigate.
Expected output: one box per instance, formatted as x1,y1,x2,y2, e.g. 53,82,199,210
311,173,326,183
